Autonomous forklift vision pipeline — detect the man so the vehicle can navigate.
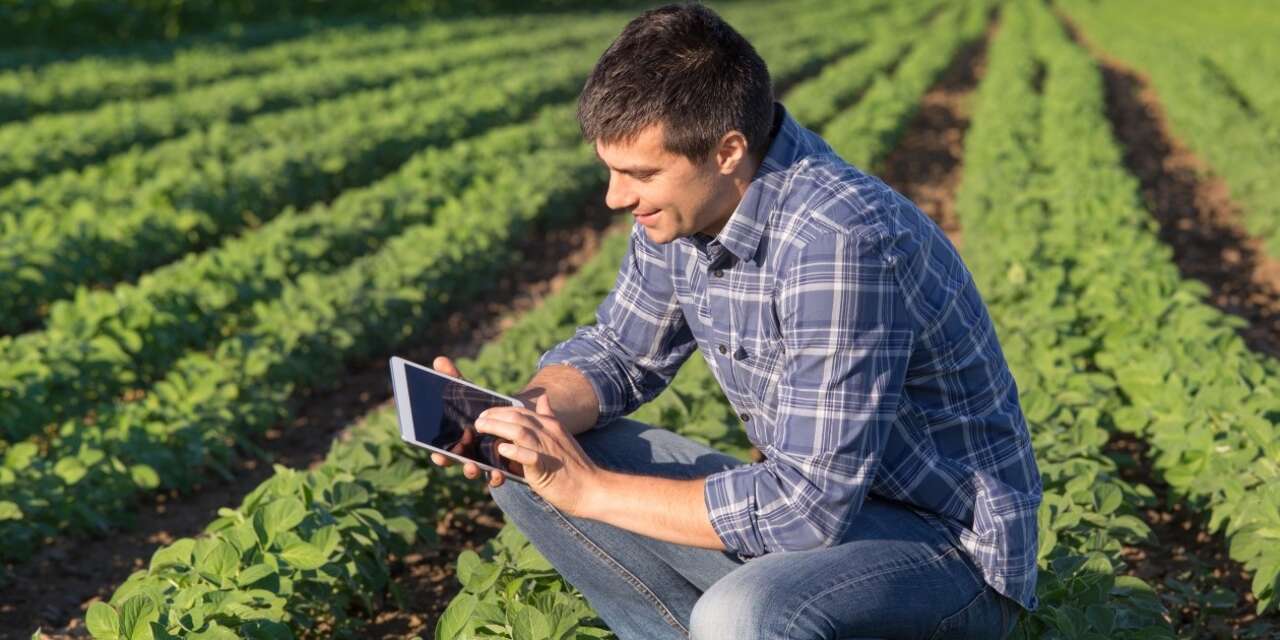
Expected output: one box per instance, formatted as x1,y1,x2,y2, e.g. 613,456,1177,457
430,4,1041,638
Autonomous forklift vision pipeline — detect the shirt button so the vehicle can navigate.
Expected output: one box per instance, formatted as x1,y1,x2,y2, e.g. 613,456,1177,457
713,269,724,278
718,344,728,355
740,413,751,422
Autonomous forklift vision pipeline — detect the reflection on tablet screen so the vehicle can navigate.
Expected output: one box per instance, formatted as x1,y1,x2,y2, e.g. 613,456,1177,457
405,365,512,467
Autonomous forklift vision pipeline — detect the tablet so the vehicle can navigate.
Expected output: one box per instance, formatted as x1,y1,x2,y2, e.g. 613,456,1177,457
389,356,529,484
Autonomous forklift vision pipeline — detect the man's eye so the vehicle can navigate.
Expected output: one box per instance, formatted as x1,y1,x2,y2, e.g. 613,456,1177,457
636,173,656,182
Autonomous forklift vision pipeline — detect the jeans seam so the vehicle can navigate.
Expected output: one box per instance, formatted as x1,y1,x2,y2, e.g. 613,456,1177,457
782,545,969,638
927,584,991,640
914,509,985,587
530,492,689,636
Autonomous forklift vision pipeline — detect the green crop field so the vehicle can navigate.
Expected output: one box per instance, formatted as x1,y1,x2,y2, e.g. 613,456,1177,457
2,0,1278,638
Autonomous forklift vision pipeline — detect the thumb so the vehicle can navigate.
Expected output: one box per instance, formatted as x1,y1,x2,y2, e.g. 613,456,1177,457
433,356,462,378
535,394,554,417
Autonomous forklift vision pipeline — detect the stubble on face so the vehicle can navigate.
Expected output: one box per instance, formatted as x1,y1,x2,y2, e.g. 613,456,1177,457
595,123,737,245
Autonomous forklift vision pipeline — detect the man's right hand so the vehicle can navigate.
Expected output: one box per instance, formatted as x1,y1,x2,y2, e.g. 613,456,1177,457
428,356,508,488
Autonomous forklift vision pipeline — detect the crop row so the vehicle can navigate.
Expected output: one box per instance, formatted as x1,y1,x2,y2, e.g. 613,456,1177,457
1075,0,1280,129
0,129,602,562
0,44,599,335
0,18,617,187
0,0,882,448
784,0,941,131
0,13,537,124
79,224,633,639
951,3,1175,636
0,15,338,71
0,0,852,335
1058,0,1280,257
823,0,988,170
0,0,831,225
0,0,853,454
1017,1,1280,616
0,105,580,443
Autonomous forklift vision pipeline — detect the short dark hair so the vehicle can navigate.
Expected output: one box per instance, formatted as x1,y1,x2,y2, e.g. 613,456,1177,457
577,3,774,163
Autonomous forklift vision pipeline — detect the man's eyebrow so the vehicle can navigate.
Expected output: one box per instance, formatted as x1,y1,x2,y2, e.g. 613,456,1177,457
593,149,661,175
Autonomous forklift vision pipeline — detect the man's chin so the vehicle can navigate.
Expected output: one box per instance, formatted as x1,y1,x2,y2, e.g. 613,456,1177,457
641,225,677,245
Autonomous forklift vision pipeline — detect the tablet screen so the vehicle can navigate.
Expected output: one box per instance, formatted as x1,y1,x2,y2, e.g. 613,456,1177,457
404,363,514,467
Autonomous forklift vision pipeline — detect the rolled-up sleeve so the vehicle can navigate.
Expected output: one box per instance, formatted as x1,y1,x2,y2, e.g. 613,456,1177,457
539,224,697,425
703,230,914,557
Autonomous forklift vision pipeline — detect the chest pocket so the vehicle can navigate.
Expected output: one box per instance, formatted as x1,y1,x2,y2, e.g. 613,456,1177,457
729,302,786,417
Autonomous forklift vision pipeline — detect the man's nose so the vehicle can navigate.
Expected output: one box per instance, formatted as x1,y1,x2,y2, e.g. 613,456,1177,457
604,174,637,212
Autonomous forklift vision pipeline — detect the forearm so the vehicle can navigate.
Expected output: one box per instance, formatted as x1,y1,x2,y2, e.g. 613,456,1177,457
583,470,725,550
517,363,600,436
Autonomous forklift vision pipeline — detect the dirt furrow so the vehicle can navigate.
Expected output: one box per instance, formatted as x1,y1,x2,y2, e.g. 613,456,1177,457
1096,55,1280,640
878,25,990,248
9,194,623,640
1071,25,1280,359
1061,14,1280,637
1106,434,1273,636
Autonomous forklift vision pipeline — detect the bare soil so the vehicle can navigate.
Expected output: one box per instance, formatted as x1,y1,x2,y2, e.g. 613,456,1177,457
878,25,992,249
362,503,506,639
10,193,623,640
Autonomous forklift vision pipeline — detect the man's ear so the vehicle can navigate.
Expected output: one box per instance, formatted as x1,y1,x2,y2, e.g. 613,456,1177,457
715,130,750,175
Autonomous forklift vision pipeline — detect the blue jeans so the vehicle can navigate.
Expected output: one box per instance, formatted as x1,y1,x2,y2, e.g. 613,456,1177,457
490,418,1021,640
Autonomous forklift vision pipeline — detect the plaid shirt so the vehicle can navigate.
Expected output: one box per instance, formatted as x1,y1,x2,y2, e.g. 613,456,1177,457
539,103,1042,610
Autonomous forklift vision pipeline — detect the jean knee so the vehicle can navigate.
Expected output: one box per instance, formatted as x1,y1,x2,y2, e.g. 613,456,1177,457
489,480,549,524
689,576,774,640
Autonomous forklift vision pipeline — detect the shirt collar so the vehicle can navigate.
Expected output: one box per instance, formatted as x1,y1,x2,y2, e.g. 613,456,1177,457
708,102,815,266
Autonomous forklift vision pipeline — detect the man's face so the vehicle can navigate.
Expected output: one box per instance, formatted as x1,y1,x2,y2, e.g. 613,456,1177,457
595,122,738,245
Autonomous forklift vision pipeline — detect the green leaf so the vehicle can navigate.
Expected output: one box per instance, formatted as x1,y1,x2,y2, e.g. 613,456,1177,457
4,442,38,470
196,539,240,582
86,602,121,639
279,542,328,570
119,595,158,640
0,500,23,521
149,538,196,571
241,620,293,640
511,602,551,640
1092,484,1122,515
330,482,370,511
129,465,161,490
308,524,339,556
188,623,240,640
259,497,306,541
1085,604,1114,634
515,543,553,572
455,549,480,587
465,562,502,595
54,457,88,485
435,592,477,640
237,563,278,589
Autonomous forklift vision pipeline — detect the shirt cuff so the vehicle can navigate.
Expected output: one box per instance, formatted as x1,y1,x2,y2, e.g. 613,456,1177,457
538,330,632,426
703,464,768,558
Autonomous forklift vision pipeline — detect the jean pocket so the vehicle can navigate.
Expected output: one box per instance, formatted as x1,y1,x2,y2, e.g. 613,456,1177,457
928,586,1009,640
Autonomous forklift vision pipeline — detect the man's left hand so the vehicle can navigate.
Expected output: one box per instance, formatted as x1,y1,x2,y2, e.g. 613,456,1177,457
475,395,602,518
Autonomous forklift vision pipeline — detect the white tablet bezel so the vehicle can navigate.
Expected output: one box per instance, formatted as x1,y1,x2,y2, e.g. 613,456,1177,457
389,356,528,484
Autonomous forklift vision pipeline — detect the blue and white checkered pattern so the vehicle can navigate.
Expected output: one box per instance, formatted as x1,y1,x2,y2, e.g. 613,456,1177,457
540,104,1042,610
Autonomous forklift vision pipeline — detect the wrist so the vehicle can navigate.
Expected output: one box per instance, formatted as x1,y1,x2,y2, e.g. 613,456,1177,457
581,467,620,521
